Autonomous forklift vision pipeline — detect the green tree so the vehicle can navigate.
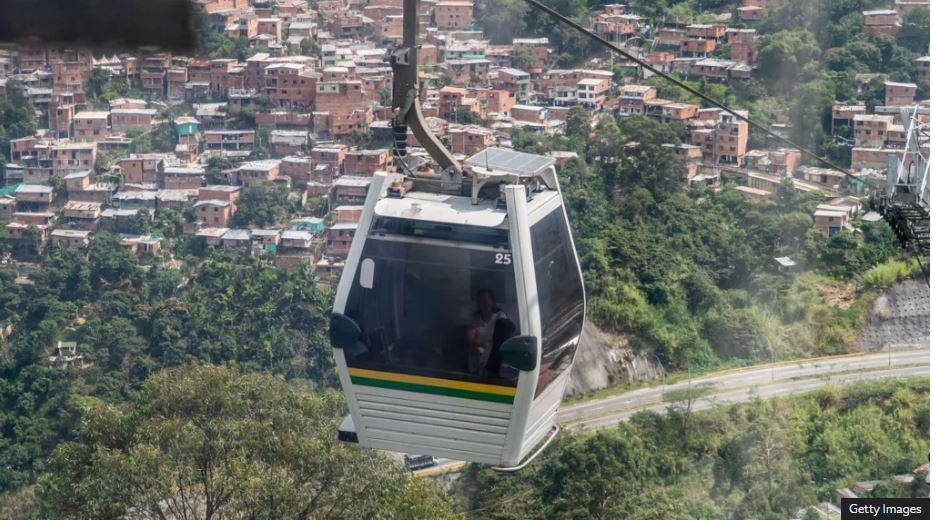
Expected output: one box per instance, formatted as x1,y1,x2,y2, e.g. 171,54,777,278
87,233,141,288
232,184,294,227
509,48,537,71
84,68,110,101
39,365,457,519
564,106,591,140
206,156,240,184
756,30,821,92
477,0,528,44
899,7,931,54
300,37,320,56
0,81,39,164
790,78,835,151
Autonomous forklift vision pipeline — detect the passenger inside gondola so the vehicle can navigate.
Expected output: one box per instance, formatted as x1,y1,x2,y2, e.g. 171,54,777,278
343,222,521,385
487,317,517,377
472,289,508,361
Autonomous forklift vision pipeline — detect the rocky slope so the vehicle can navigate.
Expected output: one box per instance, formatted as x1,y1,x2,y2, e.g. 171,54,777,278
566,321,663,396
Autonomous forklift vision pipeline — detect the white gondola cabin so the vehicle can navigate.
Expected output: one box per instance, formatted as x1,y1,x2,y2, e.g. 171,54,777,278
330,148,586,468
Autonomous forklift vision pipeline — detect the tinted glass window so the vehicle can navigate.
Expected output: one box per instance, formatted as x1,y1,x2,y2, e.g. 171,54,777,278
343,223,520,387
530,209,585,396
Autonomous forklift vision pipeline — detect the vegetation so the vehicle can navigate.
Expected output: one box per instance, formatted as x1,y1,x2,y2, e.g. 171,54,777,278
514,113,920,369
39,364,456,519
454,378,930,519
0,243,335,492
0,81,38,165
129,123,176,154
231,183,297,227
0,2,928,516
84,69,147,104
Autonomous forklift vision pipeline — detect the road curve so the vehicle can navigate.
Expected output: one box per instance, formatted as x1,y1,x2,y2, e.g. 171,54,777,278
416,349,930,476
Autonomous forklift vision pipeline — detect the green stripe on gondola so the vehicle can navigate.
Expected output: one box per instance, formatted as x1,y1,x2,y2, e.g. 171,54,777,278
350,376,515,404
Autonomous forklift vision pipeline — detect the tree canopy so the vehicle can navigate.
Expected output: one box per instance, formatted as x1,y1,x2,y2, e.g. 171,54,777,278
231,183,296,227
454,378,929,519
40,364,457,519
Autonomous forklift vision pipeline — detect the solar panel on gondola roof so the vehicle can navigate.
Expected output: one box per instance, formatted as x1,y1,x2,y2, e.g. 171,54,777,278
465,148,556,176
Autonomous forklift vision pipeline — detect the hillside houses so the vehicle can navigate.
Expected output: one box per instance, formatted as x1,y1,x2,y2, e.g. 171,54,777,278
1,0,927,276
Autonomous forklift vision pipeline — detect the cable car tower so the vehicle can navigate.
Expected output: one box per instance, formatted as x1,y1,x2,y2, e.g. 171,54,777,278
330,0,586,469
871,106,930,254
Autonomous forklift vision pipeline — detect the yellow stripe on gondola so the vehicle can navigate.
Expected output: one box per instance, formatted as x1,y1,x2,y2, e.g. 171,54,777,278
347,368,517,397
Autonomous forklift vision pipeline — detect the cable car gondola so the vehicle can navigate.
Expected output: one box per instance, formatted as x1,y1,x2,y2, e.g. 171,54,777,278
330,148,586,468
329,0,585,469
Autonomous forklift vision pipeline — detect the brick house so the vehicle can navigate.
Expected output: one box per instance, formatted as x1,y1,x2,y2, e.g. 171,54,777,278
119,153,172,184
438,86,483,120
280,156,314,188
332,176,370,206
660,102,699,123
917,57,930,86
496,68,531,102
14,185,54,210
48,99,75,139
884,81,918,106
194,199,235,227
63,170,91,193
814,206,849,237
167,67,189,100
110,109,157,134
619,85,657,115
326,222,357,258
198,185,241,203
682,38,717,57
276,230,316,268
238,159,281,186
343,149,393,176
204,130,256,152
265,63,318,110
576,77,610,108
439,59,491,84
727,29,757,63
686,23,727,40
255,111,312,129
862,10,900,36
73,111,109,142
450,126,495,156
269,130,311,156
162,166,207,189
60,201,102,230
435,1,474,31
50,229,91,249
713,112,749,166
853,114,894,147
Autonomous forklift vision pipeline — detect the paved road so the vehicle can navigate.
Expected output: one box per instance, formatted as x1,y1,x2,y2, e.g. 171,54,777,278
558,349,930,424
567,364,929,431
414,349,930,476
